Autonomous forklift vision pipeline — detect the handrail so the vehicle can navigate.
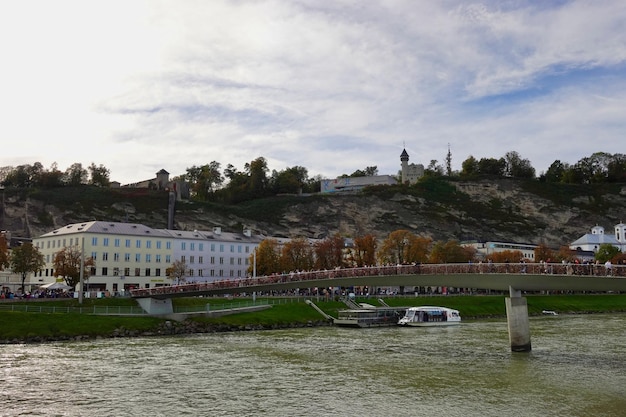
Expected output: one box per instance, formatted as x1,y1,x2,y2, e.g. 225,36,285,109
130,262,625,298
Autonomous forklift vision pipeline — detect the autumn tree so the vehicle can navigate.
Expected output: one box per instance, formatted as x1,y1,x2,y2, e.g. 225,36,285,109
281,237,314,272
352,234,378,267
53,246,96,288
10,242,45,293
486,250,524,263
378,230,431,265
314,234,346,270
250,238,282,276
166,259,188,284
0,233,10,270
534,243,555,262
554,246,576,263
429,240,475,263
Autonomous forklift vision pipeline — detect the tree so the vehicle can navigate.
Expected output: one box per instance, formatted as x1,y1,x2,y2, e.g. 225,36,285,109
352,234,378,267
270,166,308,194
314,234,346,270
0,233,10,270
595,244,621,263
460,156,479,178
429,240,475,263
88,163,111,187
477,157,506,176
64,163,88,186
53,246,96,288
186,162,224,200
166,259,188,284
504,151,535,179
10,242,45,293
251,238,282,276
445,145,452,176
534,243,554,263
281,237,314,272
378,230,430,265
485,250,523,263
543,160,568,183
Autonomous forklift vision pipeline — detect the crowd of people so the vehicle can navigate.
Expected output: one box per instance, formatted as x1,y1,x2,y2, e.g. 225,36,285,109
130,261,624,298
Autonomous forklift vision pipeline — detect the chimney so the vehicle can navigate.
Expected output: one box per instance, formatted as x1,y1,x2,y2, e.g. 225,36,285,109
213,226,221,235
243,228,252,237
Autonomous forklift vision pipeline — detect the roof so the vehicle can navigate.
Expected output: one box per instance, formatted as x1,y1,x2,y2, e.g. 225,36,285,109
570,233,621,247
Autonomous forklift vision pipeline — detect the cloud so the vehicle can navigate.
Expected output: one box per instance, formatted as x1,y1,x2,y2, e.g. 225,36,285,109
0,0,625,183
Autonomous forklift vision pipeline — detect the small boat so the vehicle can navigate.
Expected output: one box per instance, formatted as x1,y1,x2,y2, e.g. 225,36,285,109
333,306,407,328
397,306,461,327
541,310,558,316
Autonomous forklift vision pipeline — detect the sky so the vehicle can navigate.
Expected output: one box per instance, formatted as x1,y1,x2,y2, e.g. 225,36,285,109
1,0,625,185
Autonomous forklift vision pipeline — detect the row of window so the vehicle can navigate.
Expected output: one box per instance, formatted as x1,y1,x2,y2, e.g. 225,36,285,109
40,238,254,254
38,267,246,279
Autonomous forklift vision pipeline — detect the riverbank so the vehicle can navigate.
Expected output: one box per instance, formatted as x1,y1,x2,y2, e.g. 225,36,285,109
1,294,624,344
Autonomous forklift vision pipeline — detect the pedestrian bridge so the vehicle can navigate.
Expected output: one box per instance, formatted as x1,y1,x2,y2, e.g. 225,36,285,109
131,262,625,300
130,262,626,352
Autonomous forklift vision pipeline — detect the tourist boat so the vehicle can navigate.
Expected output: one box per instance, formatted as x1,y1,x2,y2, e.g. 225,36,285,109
397,306,461,327
333,306,408,328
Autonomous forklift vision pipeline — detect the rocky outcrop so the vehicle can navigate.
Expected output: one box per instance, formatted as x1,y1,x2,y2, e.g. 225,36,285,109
1,180,625,248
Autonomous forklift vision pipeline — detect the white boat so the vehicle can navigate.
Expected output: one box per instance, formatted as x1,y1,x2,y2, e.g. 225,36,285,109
397,306,461,327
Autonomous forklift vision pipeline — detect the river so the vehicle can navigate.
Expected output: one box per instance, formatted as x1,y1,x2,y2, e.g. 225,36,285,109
2,314,625,417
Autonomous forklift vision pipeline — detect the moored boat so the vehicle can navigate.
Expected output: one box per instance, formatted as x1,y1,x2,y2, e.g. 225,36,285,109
333,306,407,328
397,306,461,327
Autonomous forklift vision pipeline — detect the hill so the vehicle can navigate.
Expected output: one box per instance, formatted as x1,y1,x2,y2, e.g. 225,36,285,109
1,177,625,247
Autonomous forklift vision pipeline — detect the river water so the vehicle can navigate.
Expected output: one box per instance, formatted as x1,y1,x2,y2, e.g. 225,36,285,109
2,314,625,417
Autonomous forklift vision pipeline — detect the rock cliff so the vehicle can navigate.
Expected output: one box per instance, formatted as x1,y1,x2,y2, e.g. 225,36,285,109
1,178,625,247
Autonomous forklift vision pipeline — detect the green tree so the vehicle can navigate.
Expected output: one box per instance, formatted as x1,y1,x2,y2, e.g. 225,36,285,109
186,162,224,200
64,163,88,186
477,157,506,176
460,155,479,178
53,246,96,288
595,244,620,263
543,160,568,183
88,163,111,187
10,242,45,293
504,151,535,179
166,259,188,284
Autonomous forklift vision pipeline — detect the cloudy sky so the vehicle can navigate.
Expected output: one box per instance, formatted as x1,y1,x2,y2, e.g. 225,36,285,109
1,0,625,184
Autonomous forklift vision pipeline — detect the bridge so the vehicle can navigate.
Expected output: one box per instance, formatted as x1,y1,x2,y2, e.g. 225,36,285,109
130,262,626,352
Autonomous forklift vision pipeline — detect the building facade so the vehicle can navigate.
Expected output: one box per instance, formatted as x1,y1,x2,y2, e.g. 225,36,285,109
569,224,626,253
32,221,262,294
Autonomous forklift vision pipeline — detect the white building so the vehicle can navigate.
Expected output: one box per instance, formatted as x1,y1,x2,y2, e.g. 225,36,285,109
462,241,538,261
400,148,424,185
320,175,397,193
569,224,626,253
32,221,262,294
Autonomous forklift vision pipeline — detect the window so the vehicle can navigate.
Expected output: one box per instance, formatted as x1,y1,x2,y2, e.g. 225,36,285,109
210,256,215,264
102,252,108,261
134,268,141,276
199,243,204,251
238,245,242,253
166,241,171,250
190,256,195,264
181,242,186,250
102,267,108,276
198,269,203,277
114,253,120,262
219,257,224,265
190,243,195,251
135,253,141,262
219,244,224,252
145,268,151,277
124,267,130,276
113,267,119,276
199,256,203,264
92,237,98,246
146,254,151,263
156,241,162,249
146,240,151,249
156,254,161,263
230,245,235,252
125,239,131,248
136,240,141,248
91,252,97,260
166,255,171,263
211,243,215,251
230,257,234,265
181,255,186,263
155,268,161,277
115,238,120,247
125,253,130,262
103,238,109,247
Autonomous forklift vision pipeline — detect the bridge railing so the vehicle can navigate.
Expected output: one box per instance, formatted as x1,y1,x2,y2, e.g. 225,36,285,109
130,262,624,298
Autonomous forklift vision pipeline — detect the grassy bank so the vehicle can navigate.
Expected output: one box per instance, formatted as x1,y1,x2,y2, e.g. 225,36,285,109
1,294,624,343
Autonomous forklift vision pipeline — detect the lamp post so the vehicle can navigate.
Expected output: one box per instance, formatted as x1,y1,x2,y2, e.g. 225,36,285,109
79,237,84,304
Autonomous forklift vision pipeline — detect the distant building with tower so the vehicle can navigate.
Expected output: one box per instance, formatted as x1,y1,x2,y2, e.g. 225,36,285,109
400,148,424,185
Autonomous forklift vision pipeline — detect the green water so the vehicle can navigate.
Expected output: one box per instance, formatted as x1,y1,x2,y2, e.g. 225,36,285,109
2,314,625,416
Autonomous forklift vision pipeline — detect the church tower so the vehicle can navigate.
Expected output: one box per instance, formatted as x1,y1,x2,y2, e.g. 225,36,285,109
400,148,409,184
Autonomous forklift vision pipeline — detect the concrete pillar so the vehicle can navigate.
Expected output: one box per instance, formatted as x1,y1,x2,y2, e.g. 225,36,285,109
505,286,531,352
136,297,174,315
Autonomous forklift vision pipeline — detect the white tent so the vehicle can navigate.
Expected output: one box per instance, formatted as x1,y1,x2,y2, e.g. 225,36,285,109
40,282,72,290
